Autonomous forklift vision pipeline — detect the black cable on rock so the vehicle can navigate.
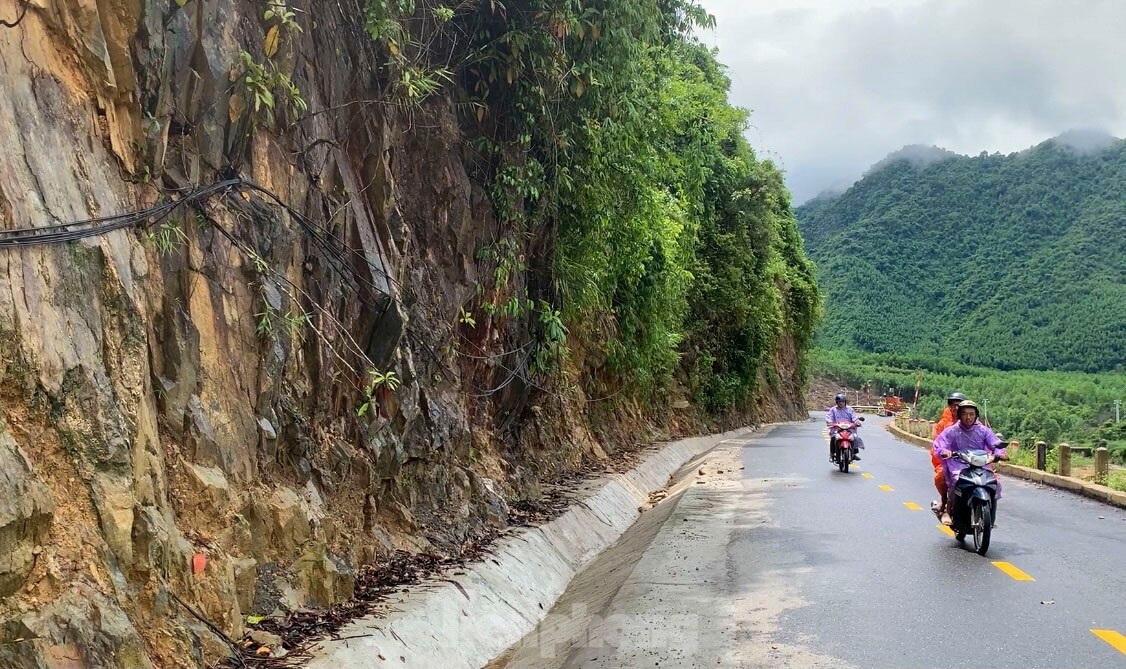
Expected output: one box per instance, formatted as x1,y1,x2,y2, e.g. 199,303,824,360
0,0,29,29
0,176,513,385
0,179,241,248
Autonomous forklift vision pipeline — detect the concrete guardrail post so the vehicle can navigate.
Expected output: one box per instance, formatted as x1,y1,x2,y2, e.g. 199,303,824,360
1058,443,1072,477
1035,441,1047,471
1095,447,1110,483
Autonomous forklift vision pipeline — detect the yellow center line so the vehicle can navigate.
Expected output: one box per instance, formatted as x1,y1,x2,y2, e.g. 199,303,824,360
1092,630,1126,656
936,524,955,537
903,502,922,511
879,484,894,492
991,561,1035,581
862,473,874,479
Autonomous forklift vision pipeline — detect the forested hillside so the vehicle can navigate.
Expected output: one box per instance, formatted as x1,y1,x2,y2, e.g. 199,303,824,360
796,136,1126,373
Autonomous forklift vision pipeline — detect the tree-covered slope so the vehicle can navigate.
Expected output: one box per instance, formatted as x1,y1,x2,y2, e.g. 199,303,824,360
796,136,1126,372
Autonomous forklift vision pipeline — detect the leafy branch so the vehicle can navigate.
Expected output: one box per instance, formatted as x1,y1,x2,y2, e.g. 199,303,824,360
230,2,307,127
357,369,402,417
530,301,568,377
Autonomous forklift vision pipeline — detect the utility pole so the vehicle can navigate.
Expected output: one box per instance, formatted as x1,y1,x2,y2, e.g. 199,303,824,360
913,371,922,410
1116,399,1121,423
982,398,989,425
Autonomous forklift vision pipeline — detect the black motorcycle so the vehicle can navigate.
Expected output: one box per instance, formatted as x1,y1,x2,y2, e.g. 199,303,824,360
940,449,1000,556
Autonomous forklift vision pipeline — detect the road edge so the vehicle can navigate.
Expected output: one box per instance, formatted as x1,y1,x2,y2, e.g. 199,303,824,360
304,425,761,669
885,422,1126,510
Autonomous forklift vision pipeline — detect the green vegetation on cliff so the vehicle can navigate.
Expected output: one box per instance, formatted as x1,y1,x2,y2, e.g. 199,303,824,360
796,137,1126,373
404,0,823,413
0,3,820,666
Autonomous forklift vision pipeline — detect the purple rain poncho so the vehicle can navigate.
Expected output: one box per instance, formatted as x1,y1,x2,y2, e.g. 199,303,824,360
932,421,1007,498
825,405,859,430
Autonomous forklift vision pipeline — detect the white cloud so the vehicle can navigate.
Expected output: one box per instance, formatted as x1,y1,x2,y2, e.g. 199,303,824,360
697,0,1126,202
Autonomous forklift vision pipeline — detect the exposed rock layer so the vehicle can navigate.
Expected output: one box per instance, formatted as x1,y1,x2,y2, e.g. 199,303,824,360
0,1,806,666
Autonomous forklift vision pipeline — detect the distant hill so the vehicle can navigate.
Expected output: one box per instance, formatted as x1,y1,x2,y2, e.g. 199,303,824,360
796,134,1126,373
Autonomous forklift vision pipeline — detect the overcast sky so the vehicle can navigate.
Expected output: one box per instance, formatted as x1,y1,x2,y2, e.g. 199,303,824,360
697,0,1126,203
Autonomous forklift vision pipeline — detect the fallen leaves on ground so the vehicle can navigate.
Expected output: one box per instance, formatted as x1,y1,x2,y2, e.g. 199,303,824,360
216,443,670,668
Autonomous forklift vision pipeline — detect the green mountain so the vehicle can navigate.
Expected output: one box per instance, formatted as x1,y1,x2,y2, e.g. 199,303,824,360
796,134,1126,373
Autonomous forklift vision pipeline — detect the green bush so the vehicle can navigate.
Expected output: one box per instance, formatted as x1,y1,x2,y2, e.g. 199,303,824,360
1104,470,1126,493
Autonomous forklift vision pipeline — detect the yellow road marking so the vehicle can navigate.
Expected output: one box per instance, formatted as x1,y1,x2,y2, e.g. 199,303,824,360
862,473,874,479
991,562,1035,581
903,502,922,511
937,524,955,537
1092,630,1126,656
879,484,894,492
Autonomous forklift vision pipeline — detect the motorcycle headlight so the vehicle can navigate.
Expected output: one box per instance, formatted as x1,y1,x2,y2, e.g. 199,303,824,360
966,452,989,467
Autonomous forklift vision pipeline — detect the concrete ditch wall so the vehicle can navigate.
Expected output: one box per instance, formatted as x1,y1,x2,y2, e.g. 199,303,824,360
304,426,754,669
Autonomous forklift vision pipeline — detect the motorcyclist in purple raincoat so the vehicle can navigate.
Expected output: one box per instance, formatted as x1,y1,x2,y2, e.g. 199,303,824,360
931,400,1007,525
826,393,861,463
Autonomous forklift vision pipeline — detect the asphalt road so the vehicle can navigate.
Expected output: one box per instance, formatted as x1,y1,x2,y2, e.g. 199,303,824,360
492,415,1126,669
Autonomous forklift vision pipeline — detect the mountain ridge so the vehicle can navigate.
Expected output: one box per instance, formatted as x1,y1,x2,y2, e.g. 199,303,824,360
796,136,1126,373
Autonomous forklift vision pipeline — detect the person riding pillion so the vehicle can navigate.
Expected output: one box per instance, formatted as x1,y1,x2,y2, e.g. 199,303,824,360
931,400,1007,525
929,392,966,517
826,393,861,462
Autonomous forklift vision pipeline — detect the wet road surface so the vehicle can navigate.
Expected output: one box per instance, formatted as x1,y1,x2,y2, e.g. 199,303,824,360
491,415,1126,668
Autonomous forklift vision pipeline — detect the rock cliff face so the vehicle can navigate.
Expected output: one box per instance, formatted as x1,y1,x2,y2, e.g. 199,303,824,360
0,1,807,666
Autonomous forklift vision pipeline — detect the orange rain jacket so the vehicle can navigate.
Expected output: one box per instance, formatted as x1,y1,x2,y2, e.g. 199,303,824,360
931,406,957,468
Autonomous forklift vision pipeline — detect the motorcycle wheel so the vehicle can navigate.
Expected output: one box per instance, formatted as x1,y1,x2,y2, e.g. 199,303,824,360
971,500,992,556
838,449,848,473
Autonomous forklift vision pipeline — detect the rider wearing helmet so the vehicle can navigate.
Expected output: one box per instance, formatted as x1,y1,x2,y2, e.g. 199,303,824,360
931,400,1007,525
933,392,967,438
930,392,967,516
826,393,861,463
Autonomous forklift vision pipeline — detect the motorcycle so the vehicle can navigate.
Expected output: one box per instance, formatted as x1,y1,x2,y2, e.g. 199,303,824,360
935,449,999,556
829,416,864,472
